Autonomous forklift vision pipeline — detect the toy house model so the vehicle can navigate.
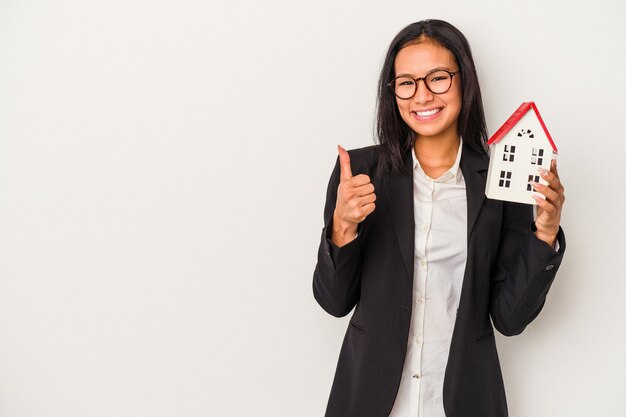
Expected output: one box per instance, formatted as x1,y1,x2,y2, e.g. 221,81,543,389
485,102,558,205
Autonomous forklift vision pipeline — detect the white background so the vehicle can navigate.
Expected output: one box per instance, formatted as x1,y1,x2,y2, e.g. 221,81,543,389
1,0,625,416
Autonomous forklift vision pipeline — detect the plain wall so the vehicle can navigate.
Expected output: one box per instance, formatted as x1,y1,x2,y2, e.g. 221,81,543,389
1,0,625,416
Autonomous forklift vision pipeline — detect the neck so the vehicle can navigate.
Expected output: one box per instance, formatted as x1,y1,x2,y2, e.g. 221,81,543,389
413,132,460,178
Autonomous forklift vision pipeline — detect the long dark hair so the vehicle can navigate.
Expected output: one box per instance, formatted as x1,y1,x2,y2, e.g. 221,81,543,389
375,19,488,176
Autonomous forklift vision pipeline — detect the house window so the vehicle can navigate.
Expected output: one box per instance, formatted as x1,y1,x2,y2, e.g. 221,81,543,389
531,148,545,165
517,128,534,139
527,174,540,191
499,170,512,188
502,145,516,162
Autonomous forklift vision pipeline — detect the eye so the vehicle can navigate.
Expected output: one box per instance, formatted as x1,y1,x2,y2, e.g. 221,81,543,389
397,79,415,86
427,71,451,83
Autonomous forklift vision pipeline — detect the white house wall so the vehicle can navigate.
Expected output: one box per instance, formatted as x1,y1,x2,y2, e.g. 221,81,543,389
486,111,554,205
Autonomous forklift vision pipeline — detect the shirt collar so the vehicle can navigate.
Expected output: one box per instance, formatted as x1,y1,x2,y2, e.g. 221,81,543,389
412,139,464,183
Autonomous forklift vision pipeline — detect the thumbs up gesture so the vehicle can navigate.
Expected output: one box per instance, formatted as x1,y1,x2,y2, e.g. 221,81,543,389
332,145,377,247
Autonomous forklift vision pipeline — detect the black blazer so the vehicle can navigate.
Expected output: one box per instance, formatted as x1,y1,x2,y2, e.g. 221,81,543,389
313,142,565,417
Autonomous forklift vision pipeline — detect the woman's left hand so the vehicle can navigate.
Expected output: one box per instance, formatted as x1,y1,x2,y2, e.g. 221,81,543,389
531,158,565,248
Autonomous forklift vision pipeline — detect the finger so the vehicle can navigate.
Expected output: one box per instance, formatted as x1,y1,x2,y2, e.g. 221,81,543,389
531,182,559,204
356,192,377,206
350,174,373,188
538,167,563,191
346,195,377,218
343,182,374,198
551,158,560,179
532,195,557,215
360,202,376,218
353,183,375,197
338,145,353,181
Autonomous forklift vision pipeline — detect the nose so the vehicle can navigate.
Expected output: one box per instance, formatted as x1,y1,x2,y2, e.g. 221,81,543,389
413,79,433,103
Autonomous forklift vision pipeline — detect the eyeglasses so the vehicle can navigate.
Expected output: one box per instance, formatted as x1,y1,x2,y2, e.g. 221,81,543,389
388,69,460,100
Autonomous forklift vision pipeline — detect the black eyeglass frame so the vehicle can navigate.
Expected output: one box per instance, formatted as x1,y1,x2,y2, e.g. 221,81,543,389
388,69,460,100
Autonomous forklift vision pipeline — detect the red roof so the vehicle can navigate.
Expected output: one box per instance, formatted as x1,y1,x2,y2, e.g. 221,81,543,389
487,102,557,153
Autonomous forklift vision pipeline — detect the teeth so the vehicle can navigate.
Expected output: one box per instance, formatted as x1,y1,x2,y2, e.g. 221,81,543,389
415,108,441,116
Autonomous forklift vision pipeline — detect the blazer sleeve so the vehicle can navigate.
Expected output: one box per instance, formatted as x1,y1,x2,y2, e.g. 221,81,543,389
489,201,566,336
312,156,364,318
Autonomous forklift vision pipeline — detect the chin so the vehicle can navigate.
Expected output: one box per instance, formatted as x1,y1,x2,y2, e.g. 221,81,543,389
410,124,448,139
403,117,458,140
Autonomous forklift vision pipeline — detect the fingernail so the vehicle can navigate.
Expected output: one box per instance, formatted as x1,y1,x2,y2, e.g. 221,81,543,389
538,168,548,175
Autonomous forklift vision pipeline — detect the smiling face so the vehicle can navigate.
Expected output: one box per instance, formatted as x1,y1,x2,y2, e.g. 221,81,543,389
393,40,462,143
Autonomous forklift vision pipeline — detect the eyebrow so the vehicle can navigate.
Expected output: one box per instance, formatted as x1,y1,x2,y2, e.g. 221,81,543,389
395,67,454,78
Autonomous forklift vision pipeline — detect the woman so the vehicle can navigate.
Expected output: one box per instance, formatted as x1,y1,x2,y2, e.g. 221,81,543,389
312,20,565,417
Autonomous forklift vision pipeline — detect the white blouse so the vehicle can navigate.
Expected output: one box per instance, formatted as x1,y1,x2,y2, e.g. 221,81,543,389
388,141,468,417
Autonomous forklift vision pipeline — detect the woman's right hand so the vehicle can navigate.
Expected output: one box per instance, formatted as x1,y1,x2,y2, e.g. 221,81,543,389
332,145,377,247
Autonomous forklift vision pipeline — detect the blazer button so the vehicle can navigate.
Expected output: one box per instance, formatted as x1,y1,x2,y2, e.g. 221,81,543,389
545,264,554,271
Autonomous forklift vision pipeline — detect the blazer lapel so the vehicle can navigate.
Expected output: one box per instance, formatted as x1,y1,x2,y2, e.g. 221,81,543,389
383,143,489,281
460,143,489,240
383,151,415,281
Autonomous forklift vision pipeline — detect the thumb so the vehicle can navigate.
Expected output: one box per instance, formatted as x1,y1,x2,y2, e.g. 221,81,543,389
337,145,353,181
